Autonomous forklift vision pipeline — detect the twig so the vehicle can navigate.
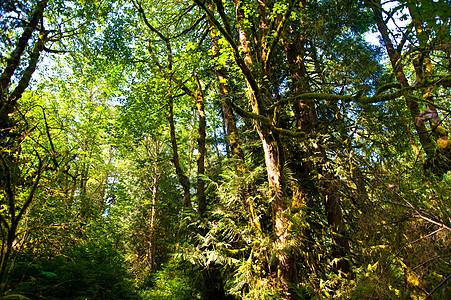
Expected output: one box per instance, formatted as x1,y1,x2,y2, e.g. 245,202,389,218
425,273,451,299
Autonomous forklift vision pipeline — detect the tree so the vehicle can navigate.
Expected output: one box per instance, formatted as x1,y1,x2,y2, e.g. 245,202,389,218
366,0,451,176
0,1,49,290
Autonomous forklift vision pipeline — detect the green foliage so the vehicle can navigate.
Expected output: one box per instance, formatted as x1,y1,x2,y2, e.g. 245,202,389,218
7,239,137,299
138,257,203,300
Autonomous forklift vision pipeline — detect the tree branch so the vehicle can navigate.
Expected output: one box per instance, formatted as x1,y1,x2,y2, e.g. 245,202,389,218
425,273,451,299
8,32,47,106
194,0,260,97
226,98,306,139
16,152,44,222
264,0,295,70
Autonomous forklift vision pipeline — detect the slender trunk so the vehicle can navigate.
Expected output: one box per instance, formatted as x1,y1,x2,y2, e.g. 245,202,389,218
212,116,223,166
79,163,90,219
0,155,42,293
194,72,207,217
221,110,231,156
209,26,244,160
147,152,159,272
167,82,192,208
368,0,435,156
139,7,193,208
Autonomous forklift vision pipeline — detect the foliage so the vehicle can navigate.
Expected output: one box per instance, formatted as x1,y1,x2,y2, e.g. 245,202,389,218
6,231,137,299
138,257,203,300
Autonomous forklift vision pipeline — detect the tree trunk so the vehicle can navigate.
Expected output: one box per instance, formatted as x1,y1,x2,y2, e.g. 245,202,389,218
167,80,192,208
146,140,159,272
0,0,48,135
232,0,297,296
194,72,207,217
281,8,350,274
406,3,451,173
209,26,244,160
0,2,48,292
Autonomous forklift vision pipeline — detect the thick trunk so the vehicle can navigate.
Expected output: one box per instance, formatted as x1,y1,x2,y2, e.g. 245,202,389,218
8,34,46,106
407,5,451,172
197,0,299,296
0,0,48,139
0,5,47,282
324,182,350,272
202,268,230,300
282,8,349,274
0,0,48,97
232,0,296,296
260,127,297,297
369,0,451,175
209,25,265,231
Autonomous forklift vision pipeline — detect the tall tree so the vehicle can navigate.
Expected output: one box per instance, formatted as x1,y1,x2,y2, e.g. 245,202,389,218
366,0,451,175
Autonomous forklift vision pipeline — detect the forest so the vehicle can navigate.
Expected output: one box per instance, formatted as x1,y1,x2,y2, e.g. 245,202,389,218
0,0,450,299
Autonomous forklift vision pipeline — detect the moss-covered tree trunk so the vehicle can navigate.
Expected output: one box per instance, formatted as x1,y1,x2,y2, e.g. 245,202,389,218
194,73,207,217
281,2,350,274
167,80,192,208
0,0,48,292
209,26,244,160
232,0,297,296
0,1,48,139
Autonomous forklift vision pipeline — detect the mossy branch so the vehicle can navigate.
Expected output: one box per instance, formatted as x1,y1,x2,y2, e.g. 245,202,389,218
226,99,305,139
9,33,47,106
270,79,451,110
264,0,296,70
0,0,49,99
194,0,261,99
375,83,401,95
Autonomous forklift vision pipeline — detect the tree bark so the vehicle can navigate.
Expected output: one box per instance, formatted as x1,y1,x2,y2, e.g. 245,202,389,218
0,0,48,97
281,2,350,274
0,0,48,139
406,3,451,173
0,1,48,290
209,26,244,160
145,138,159,272
194,72,207,217
232,0,297,297
196,0,299,296
167,81,192,208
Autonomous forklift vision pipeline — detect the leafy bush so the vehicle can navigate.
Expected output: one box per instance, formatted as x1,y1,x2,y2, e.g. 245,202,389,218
6,240,137,300
138,257,203,300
